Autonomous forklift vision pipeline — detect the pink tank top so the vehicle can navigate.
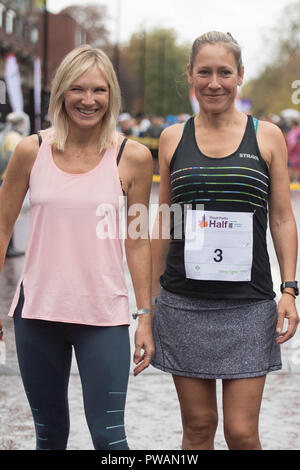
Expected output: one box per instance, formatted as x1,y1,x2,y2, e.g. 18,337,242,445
8,136,129,326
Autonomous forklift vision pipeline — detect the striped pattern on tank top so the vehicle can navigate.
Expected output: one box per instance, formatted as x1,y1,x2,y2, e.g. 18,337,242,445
170,164,269,209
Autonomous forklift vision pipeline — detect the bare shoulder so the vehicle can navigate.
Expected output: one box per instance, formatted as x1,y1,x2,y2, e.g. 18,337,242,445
160,123,184,143
120,135,153,167
257,120,285,141
1,134,40,203
159,123,185,165
257,120,287,167
12,134,40,170
16,133,40,151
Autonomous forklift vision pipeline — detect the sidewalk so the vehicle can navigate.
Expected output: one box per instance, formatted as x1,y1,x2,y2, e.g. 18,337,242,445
1,188,300,450
1,264,300,450
1,367,300,450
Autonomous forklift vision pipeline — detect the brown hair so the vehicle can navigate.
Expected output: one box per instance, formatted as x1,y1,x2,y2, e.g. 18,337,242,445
189,31,243,74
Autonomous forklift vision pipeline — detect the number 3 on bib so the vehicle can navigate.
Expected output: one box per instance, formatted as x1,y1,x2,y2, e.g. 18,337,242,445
214,249,223,263
184,210,253,282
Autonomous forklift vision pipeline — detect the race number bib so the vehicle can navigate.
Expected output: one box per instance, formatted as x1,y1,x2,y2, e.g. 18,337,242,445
184,210,253,282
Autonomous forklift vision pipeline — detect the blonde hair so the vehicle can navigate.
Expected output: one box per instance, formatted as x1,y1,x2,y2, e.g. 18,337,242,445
43,45,121,154
189,31,243,74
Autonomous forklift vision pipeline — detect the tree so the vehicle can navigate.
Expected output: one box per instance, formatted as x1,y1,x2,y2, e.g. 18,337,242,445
240,0,300,117
272,0,300,61
60,4,111,50
121,28,191,116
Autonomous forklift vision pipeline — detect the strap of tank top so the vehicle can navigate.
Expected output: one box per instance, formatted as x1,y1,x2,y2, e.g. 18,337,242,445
37,132,42,147
252,117,258,135
117,138,128,166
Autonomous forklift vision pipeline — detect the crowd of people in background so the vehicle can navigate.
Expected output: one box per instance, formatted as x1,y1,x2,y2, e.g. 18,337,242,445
117,110,300,181
117,112,190,138
0,111,30,257
284,118,300,183
1,108,300,181
254,111,300,181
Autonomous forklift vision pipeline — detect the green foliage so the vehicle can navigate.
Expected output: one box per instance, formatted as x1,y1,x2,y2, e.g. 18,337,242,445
240,0,300,117
122,28,191,116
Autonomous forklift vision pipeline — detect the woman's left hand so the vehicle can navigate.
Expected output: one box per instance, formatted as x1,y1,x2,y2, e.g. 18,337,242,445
276,295,300,344
133,318,155,376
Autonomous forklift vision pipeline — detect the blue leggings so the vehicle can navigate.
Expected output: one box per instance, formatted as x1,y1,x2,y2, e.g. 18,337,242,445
13,284,131,450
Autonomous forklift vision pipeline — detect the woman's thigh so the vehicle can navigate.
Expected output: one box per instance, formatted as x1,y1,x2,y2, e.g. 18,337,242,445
73,324,131,450
173,375,218,428
222,375,266,443
13,285,73,449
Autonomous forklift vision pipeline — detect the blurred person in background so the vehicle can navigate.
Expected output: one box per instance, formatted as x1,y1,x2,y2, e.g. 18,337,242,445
0,111,30,182
277,117,291,143
138,114,151,137
286,118,300,182
145,116,165,139
118,112,134,136
145,116,165,175
0,111,30,257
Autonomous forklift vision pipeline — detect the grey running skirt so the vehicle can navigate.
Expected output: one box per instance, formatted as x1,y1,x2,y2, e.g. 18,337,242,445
151,288,282,379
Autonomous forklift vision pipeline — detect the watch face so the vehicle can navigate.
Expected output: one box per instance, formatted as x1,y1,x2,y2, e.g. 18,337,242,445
281,282,299,295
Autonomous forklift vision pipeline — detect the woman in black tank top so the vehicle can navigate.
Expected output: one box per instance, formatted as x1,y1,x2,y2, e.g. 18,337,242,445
151,31,299,450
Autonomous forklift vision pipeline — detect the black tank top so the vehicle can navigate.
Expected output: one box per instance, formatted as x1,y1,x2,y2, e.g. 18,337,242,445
160,115,275,300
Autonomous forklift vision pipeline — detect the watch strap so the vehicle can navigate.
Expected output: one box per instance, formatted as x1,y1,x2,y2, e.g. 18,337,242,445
132,308,152,320
280,281,299,295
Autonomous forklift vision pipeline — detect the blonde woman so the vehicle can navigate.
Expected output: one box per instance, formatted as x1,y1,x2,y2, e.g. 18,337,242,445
0,45,154,450
151,32,299,450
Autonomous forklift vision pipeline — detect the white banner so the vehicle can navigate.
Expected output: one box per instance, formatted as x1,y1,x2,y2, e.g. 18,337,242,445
4,53,23,112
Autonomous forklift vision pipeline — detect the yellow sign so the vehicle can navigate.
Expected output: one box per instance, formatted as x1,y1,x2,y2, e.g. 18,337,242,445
130,136,159,149
33,0,46,10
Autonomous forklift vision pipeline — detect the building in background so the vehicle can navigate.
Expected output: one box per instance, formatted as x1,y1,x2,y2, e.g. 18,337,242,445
0,0,39,130
0,1,89,132
38,9,88,127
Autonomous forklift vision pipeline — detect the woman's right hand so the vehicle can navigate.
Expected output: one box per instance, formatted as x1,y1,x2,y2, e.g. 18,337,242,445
133,316,155,376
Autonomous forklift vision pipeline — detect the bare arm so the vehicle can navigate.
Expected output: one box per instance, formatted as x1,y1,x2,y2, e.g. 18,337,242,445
0,134,39,338
121,139,154,375
151,124,183,300
0,135,38,270
260,122,299,343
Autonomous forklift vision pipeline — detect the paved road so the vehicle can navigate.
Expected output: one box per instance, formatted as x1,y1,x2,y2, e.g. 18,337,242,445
0,184,300,450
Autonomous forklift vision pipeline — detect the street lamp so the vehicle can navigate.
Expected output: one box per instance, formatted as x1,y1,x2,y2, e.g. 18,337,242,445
114,0,121,78
42,0,48,94
33,0,48,126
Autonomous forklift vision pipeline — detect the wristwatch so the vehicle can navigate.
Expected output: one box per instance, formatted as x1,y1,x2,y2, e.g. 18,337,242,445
280,281,299,296
132,308,152,320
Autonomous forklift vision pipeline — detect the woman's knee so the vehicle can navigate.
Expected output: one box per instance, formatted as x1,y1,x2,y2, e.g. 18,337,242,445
34,415,69,450
91,430,129,450
182,410,218,448
224,421,260,450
